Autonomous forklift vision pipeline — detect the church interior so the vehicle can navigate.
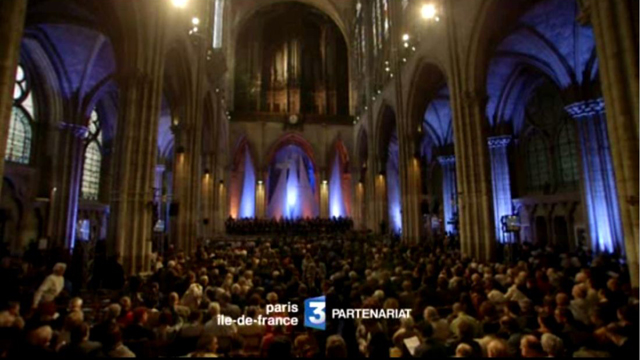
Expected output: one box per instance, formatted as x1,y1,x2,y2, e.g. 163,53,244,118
0,0,638,358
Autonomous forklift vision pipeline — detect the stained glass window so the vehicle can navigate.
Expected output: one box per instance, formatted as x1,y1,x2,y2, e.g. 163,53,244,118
557,122,579,187
81,110,102,201
527,133,551,192
5,65,34,165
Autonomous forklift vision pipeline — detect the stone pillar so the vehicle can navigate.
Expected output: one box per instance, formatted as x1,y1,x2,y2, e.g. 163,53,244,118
566,99,623,255
108,1,168,274
375,160,389,233
437,155,457,234
585,0,639,287
488,136,512,244
450,90,496,262
256,173,266,219
171,126,189,250
0,0,27,195
50,122,88,249
320,175,329,218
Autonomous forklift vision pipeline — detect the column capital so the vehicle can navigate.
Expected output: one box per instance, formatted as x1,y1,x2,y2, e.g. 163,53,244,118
565,98,605,119
576,0,593,25
437,155,456,165
58,122,89,139
488,135,511,149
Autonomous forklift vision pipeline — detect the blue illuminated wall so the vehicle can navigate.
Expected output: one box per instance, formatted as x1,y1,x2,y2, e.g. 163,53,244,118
387,132,402,234
267,145,318,219
329,154,346,218
239,148,256,218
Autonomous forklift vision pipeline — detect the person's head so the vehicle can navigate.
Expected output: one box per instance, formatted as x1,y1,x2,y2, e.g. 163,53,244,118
69,297,83,312
457,319,474,339
53,263,67,276
168,292,179,306
196,335,218,354
555,293,569,308
424,306,439,322
537,312,557,331
105,303,122,321
572,284,587,299
119,296,131,311
554,307,573,325
28,326,53,348
541,333,564,357
499,316,519,334
104,324,123,349
64,310,84,330
208,302,221,317
400,316,415,330
70,322,90,344
487,339,509,358
520,335,544,358
133,307,148,325
325,335,347,357
6,302,19,316
455,343,473,357
188,309,203,324
266,292,278,305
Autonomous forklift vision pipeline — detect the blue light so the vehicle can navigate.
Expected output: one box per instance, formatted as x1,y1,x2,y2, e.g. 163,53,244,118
387,144,402,234
329,154,346,218
239,149,256,218
489,136,512,243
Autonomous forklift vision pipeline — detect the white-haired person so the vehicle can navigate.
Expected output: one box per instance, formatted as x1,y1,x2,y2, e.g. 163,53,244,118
32,263,67,309
541,333,564,357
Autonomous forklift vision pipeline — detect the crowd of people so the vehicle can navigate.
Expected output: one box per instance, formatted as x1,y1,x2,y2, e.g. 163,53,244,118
225,217,354,236
0,228,637,358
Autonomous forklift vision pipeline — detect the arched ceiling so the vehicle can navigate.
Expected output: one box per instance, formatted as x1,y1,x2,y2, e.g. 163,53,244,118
423,86,453,148
486,0,598,131
230,0,355,41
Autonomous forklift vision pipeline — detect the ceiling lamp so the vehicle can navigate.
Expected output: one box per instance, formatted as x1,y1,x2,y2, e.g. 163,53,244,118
421,4,437,20
171,0,189,9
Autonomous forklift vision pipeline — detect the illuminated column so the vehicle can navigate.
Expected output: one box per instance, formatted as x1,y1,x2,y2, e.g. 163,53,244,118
256,176,266,219
488,136,512,243
50,122,88,249
584,0,638,286
320,179,329,218
0,0,27,195
108,1,169,274
566,99,623,255
437,155,457,234
354,180,365,229
201,165,213,238
375,161,389,233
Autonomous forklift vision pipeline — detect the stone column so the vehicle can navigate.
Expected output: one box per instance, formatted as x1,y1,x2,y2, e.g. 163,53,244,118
450,90,496,262
0,0,27,195
584,0,639,287
566,99,623,255
50,122,88,249
488,136,513,244
437,155,457,234
108,1,168,274
171,125,189,250
256,172,266,219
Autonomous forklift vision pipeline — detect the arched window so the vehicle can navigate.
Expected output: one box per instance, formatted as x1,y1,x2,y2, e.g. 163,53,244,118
5,65,34,164
527,133,551,192
81,110,102,201
556,122,579,188
212,0,225,48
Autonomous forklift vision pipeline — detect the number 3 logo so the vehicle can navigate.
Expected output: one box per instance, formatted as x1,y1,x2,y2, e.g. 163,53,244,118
304,296,326,330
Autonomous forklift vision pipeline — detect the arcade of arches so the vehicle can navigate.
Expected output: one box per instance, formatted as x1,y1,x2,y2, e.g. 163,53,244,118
0,0,637,286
